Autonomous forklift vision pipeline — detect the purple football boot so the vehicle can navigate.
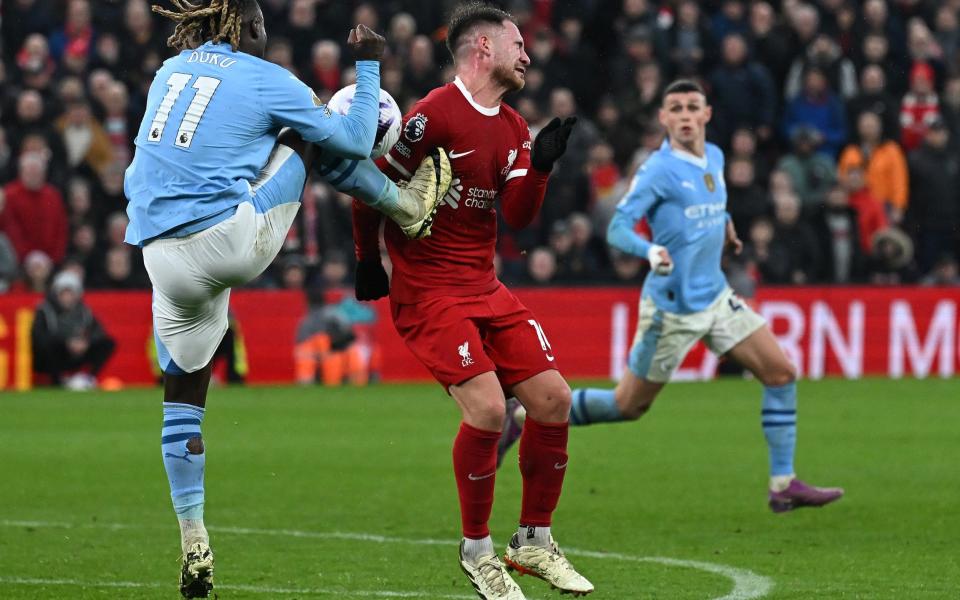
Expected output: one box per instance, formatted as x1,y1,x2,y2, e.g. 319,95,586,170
769,478,844,513
496,397,525,468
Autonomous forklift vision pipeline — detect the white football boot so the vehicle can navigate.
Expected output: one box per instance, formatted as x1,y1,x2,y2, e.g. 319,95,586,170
459,540,527,600
503,533,594,596
386,148,451,239
179,541,214,598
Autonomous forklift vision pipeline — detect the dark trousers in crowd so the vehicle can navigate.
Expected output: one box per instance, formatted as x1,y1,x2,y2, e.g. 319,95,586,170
33,338,117,385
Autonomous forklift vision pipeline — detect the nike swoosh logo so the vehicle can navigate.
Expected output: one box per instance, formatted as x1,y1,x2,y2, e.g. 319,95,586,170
448,150,475,159
554,462,568,470
468,472,495,481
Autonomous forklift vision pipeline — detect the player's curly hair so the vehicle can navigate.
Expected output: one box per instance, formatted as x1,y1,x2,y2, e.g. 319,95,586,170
152,0,256,52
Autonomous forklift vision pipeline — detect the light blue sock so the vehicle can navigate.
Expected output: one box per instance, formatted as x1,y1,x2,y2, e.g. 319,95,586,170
762,382,797,476
315,154,397,211
569,388,623,426
161,402,206,520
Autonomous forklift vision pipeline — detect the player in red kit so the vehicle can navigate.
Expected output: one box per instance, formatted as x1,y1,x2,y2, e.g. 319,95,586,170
352,3,591,599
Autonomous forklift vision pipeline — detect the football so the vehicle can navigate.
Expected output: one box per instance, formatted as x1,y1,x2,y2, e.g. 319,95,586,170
327,84,403,159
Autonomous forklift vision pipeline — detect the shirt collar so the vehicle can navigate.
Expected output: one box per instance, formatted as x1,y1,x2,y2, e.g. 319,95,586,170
661,138,709,169
453,76,500,116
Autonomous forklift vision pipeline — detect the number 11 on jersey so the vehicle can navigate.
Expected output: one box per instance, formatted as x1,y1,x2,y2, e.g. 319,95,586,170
147,72,222,149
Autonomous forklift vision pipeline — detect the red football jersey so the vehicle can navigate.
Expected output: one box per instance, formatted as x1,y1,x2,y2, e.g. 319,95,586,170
363,78,546,304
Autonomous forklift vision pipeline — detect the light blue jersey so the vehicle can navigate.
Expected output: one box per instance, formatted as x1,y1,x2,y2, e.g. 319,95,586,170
125,42,381,245
608,139,729,314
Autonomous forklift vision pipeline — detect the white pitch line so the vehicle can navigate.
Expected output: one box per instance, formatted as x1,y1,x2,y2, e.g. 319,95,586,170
0,577,475,599
1,519,772,599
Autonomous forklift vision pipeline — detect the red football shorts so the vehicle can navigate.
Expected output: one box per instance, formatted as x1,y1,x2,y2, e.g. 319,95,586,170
391,284,559,390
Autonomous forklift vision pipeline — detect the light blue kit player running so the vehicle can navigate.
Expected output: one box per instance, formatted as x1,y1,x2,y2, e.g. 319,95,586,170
502,80,843,515
123,2,449,598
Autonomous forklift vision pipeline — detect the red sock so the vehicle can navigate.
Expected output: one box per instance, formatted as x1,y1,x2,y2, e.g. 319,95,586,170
452,421,500,539
519,418,569,527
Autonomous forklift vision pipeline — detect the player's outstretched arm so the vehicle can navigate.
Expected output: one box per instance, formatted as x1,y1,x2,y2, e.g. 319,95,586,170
264,25,384,159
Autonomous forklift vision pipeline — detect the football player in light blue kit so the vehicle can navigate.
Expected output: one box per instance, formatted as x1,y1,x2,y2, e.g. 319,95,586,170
125,2,449,597
503,80,843,514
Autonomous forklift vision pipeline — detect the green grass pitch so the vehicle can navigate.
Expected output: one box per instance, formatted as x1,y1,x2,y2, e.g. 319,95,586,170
1,378,958,599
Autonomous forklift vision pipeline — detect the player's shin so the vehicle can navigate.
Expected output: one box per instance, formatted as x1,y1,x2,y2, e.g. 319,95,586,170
453,422,500,564
161,402,208,552
517,418,568,548
569,388,623,425
762,382,798,490
315,153,395,208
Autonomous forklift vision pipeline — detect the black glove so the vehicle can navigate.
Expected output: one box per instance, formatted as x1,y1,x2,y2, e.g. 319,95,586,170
530,117,577,172
355,259,389,301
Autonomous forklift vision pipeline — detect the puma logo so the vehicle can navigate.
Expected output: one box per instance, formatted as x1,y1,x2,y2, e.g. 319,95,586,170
164,451,193,464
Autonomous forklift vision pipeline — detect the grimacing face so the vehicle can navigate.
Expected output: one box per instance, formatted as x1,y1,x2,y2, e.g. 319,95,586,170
490,20,530,93
659,91,711,148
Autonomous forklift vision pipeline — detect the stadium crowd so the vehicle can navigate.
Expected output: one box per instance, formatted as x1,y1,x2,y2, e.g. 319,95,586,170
1,0,960,295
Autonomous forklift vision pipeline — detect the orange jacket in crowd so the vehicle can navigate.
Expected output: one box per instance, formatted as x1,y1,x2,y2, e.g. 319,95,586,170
837,141,909,212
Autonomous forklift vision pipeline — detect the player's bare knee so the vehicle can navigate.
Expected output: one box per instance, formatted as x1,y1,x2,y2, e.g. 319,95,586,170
473,397,506,430
761,362,797,387
186,436,204,455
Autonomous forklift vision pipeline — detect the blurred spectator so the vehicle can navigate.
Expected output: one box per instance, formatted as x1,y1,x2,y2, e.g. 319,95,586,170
3,1,56,61
211,312,248,384
726,156,769,236
0,128,12,183
934,6,960,66
711,0,749,42
708,33,776,146
766,192,822,284
88,245,148,289
21,250,54,293
1,152,68,265
900,62,942,152
748,1,792,91
556,16,603,114
608,25,659,97
847,65,901,143
906,117,959,273
100,81,136,165
942,77,960,142
609,249,644,284
812,185,866,283
840,166,888,256
0,189,16,293
921,254,960,286
31,269,116,389
858,33,906,96
404,35,443,99
775,126,836,216
786,3,821,57
857,0,907,68
294,288,368,386
666,0,712,77
729,127,770,184
56,100,113,175
619,62,663,133
525,247,559,285
308,41,341,94
781,67,847,157
15,33,56,90
567,212,606,279
838,111,909,224
586,142,621,206
50,0,95,66
595,98,638,170
869,227,915,285
785,33,857,100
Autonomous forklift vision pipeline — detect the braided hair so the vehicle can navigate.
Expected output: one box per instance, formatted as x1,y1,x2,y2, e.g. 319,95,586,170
152,0,253,52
